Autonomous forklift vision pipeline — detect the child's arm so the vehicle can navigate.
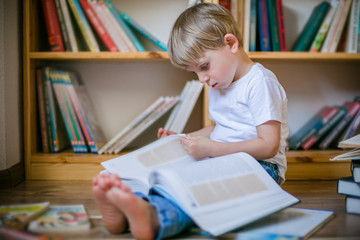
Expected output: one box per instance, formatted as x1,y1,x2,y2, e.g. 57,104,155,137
157,125,215,138
180,120,280,160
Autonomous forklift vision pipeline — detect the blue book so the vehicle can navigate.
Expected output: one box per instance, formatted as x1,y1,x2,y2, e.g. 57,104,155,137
120,13,167,51
105,1,145,52
257,0,271,51
249,0,257,51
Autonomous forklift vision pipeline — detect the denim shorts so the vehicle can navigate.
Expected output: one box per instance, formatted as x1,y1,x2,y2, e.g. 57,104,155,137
135,161,280,239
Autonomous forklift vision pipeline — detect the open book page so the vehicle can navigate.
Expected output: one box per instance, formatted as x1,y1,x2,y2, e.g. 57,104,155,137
338,134,360,148
101,135,195,190
150,152,299,236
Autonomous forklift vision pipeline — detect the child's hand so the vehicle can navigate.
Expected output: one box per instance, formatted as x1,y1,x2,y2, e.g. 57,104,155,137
157,128,176,138
180,135,214,159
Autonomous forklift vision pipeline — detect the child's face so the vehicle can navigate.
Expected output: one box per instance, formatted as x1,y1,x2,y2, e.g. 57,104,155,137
186,45,238,89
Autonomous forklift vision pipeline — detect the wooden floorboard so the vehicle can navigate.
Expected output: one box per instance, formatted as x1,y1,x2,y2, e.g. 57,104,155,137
0,180,359,239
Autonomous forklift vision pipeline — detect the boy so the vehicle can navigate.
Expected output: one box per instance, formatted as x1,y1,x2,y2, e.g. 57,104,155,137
93,3,288,240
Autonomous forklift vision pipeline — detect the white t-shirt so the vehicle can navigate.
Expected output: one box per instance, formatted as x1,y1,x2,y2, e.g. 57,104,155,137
208,63,288,184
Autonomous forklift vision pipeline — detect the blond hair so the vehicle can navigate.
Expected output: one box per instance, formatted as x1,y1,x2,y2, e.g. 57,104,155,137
168,3,243,69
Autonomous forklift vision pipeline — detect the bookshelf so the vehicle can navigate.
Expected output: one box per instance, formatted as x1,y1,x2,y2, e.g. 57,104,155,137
24,0,359,180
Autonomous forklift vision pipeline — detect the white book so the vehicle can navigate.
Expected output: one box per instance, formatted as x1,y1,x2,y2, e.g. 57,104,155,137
321,0,353,53
111,96,180,154
243,0,251,52
345,0,360,52
59,0,78,52
98,96,165,154
101,135,299,236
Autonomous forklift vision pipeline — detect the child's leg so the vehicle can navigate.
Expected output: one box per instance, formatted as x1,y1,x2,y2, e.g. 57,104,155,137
92,174,128,234
258,160,280,184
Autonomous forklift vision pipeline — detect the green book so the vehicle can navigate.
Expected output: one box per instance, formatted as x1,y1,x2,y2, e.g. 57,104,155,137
267,0,280,51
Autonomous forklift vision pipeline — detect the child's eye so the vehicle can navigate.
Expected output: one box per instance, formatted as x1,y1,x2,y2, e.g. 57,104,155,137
200,63,208,70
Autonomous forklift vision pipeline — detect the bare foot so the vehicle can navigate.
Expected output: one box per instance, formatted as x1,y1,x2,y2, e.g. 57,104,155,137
106,183,160,240
92,174,127,234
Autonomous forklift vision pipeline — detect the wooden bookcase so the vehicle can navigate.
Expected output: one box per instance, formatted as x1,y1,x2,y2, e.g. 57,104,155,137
23,0,359,181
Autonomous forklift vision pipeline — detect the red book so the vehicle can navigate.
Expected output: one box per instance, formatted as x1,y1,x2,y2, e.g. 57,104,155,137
276,0,286,51
41,0,65,51
219,0,231,11
79,0,118,52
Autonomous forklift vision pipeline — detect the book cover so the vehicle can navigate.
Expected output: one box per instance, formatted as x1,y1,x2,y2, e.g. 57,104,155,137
120,12,167,51
249,0,257,52
58,0,78,52
301,106,347,150
28,205,90,233
337,176,360,197
346,196,360,214
41,0,65,51
257,0,271,51
243,0,251,52
66,0,100,52
309,0,338,52
345,0,360,53
101,135,299,236
54,0,71,51
292,1,330,51
276,0,286,51
319,101,360,149
0,227,62,240
36,69,50,153
351,160,360,182
288,106,339,150
78,0,118,52
321,0,353,53
342,107,360,141
0,202,50,229
267,0,281,51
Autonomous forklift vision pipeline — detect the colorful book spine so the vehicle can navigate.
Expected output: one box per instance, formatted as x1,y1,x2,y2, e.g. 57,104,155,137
276,0,286,51
120,13,167,51
41,68,54,153
301,106,347,150
41,0,65,51
288,106,339,150
292,1,330,51
243,0,251,52
54,0,71,51
105,0,145,52
59,0,78,52
36,69,50,153
79,0,118,52
67,0,100,52
257,0,271,51
309,1,338,52
267,0,281,51
249,0,257,51
342,107,360,141
319,101,360,149
345,0,360,53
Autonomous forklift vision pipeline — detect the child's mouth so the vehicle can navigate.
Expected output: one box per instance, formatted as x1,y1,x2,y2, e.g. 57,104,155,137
211,83,217,88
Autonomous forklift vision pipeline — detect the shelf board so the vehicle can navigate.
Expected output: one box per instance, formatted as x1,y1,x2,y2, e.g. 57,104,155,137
29,51,360,61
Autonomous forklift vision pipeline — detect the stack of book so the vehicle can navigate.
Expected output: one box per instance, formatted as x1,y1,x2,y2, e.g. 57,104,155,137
331,134,360,215
98,80,203,154
41,0,166,52
36,67,106,153
287,97,360,150
243,0,360,53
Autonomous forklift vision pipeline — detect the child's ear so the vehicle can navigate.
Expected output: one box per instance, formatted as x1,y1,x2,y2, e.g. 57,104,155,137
224,34,239,53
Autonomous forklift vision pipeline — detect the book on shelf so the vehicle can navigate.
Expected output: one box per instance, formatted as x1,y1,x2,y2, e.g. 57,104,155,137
341,105,360,141
292,1,331,52
346,196,360,214
249,0,257,52
101,134,299,236
219,0,231,10
267,0,281,51
337,176,360,197
319,101,360,150
288,106,339,150
120,12,167,51
345,0,360,52
309,0,339,52
78,0,118,52
40,67,71,153
164,80,204,134
28,205,90,233
66,0,100,52
321,0,353,53
41,0,65,51
257,0,271,51
54,0,72,51
301,106,347,150
351,160,360,182
276,0,286,51
58,0,79,52
243,0,251,52
0,202,50,229
36,69,50,153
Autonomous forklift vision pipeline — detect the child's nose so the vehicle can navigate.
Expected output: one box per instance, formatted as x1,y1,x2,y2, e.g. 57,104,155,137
198,74,209,84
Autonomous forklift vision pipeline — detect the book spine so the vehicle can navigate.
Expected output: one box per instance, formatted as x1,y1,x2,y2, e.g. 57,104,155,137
79,0,118,52
67,0,100,52
257,0,271,51
120,13,167,51
41,68,54,153
59,0,78,52
36,69,50,153
292,2,330,51
345,0,360,52
54,0,72,51
267,0,281,51
41,0,65,51
276,0,286,51
243,0,251,52
249,0,257,51
342,108,360,141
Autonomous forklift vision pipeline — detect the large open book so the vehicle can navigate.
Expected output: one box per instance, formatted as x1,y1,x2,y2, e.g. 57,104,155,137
101,135,299,236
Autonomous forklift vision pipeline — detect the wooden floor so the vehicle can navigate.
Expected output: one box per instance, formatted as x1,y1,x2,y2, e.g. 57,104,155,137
1,180,360,239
